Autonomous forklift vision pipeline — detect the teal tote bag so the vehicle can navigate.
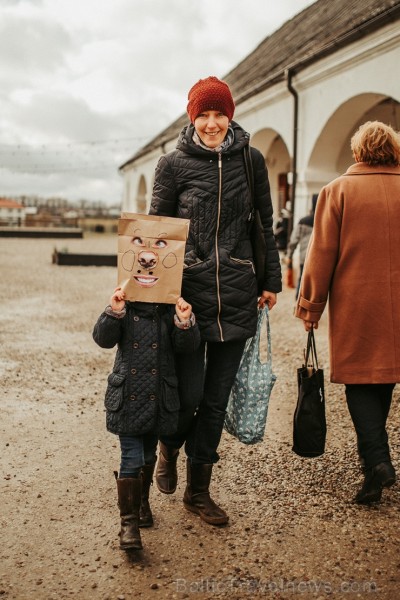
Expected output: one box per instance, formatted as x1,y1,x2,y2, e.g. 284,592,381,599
224,306,276,444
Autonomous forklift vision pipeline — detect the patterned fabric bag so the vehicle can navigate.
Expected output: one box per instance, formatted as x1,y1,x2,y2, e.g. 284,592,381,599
224,306,276,444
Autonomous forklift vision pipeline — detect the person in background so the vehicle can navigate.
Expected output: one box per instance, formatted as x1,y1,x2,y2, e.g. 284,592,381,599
93,291,200,551
273,207,291,252
149,76,282,525
295,120,400,504
286,194,318,298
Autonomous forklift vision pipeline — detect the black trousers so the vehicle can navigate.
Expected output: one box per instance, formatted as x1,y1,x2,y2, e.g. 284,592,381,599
161,339,246,464
345,383,395,469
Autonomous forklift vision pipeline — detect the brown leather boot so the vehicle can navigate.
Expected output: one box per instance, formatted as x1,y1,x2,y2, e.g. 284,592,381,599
115,474,142,550
139,464,155,528
155,442,179,494
183,460,229,526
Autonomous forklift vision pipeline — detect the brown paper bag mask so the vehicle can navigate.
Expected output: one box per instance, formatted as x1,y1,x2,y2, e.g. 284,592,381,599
118,213,190,304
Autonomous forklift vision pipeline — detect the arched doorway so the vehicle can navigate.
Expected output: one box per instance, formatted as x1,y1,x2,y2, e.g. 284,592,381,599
136,175,147,214
308,94,400,183
251,128,291,220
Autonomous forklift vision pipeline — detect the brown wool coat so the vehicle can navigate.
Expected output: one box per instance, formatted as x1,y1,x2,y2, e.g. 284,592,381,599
295,162,400,384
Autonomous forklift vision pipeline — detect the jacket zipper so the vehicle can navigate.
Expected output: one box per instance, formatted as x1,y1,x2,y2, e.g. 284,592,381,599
215,152,224,341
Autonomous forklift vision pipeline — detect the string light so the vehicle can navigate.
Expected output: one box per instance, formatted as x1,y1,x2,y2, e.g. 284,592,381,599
0,135,151,174
0,135,149,150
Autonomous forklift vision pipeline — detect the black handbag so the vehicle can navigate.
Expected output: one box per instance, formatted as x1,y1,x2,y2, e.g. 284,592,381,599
292,329,326,457
243,145,266,295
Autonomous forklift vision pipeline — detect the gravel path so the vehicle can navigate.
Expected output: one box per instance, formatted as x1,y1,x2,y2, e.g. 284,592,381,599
1,234,399,600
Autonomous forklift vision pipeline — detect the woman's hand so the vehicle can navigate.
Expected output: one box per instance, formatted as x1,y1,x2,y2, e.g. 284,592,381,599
176,297,192,321
303,320,318,332
258,291,277,310
110,287,126,312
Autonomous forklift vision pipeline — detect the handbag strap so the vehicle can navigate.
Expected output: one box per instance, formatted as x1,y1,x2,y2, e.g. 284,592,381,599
264,305,272,363
256,306,271,363
243,145,255,210
304,329,319,369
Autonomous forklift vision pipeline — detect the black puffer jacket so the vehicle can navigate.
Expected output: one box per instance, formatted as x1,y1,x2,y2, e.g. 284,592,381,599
150,121,281,342
93,302,200,436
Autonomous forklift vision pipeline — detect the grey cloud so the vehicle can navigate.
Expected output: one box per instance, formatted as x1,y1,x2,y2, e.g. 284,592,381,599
9,92,123,140
0,0,314,204
0,13,72,80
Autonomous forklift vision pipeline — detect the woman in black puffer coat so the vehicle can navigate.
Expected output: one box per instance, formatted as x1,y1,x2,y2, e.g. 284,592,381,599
149,76,282,526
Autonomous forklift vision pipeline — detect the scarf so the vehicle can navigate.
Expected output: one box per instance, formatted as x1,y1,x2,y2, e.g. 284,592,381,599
192,126,234,153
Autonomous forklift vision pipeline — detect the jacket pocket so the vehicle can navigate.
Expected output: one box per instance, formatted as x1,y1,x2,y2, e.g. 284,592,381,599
105,372,125,412
230,255,255,272
159,375,180,435
230,255,256,278
182,258,215,297
220,251,257,299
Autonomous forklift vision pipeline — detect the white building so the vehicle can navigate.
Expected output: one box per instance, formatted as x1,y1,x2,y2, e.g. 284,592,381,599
119,0,400,225
0,198,25,225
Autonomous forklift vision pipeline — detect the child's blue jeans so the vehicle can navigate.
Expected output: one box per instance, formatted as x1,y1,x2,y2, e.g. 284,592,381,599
119,434,158,478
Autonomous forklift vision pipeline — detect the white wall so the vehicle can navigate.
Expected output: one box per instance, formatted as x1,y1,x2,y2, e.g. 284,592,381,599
121,20,400,226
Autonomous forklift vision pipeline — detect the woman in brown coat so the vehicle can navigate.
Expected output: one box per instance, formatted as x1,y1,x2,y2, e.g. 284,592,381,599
295,120,400,504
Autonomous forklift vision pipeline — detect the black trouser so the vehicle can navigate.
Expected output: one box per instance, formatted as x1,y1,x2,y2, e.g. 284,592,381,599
345,383,395,469
161,339,246,464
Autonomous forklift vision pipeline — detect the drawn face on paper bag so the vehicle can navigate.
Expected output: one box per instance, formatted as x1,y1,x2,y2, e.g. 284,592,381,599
121,228,178,288
117,214,189,303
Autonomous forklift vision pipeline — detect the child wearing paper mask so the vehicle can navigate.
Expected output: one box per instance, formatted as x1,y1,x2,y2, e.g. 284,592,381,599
93,290,200,552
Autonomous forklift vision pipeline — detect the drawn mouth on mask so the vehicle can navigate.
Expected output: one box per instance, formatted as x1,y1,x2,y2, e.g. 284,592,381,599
133,275,159,288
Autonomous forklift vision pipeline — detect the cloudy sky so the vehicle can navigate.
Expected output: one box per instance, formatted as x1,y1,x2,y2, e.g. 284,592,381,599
0,0,315,206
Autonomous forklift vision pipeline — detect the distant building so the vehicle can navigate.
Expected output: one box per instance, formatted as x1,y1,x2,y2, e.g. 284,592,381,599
0,198,25,225
119,0,400,225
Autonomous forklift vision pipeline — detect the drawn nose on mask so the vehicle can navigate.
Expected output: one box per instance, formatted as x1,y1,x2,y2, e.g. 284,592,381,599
138,251,158,270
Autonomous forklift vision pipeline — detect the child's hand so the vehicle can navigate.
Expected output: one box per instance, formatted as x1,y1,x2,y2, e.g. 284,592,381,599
175,297,192,321
110,287,126,312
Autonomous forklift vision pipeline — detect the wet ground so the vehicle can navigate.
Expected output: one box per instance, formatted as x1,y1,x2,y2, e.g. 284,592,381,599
1,234,399,599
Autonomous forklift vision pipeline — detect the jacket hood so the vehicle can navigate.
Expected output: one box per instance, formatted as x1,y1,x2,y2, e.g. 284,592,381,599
176,120,250,156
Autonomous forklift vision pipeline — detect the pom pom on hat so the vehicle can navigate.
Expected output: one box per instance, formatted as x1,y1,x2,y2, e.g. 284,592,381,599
187,76,235,123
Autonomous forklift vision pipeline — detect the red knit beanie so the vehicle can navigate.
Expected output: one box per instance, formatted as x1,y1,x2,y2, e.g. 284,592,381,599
187,76,235,123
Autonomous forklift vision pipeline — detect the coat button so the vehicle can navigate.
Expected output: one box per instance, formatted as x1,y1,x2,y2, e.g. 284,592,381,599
149,394,156,400
130,394,136,401
133,342,139,348
152,343,158,349
151,369,157,375
131,368,136,375
134,316,139,321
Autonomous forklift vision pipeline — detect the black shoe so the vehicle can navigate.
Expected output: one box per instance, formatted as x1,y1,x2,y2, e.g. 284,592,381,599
355,461,396,504
374,461,396,488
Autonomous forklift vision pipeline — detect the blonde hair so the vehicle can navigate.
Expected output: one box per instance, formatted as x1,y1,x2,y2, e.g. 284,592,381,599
351,121,400,166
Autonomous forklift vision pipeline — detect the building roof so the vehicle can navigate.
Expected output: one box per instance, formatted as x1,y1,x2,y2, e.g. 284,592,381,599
0,198,24,209
120,0,400,169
